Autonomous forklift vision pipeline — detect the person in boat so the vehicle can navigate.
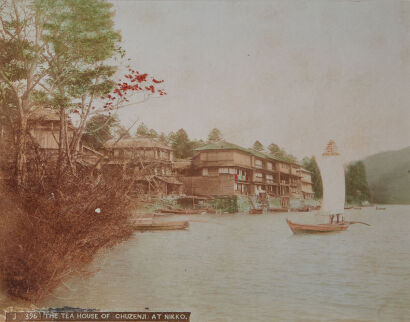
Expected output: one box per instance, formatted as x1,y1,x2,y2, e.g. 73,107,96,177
336,213,341,224
329,214,335,224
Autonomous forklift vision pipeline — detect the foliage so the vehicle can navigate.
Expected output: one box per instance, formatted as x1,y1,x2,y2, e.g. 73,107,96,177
207,128,223,143
135,122,158,138
169,129,197,159
0,0,167,302
268,143,298,163
158,132,169,145
267,143,284,156
0,159,136,302
252,140,264,152
362,147,410,204
345,161,370,204
82,114,120,150
302,156,323,199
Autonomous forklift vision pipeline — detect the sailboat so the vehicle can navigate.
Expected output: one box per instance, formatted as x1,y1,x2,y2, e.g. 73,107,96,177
286,140,365,234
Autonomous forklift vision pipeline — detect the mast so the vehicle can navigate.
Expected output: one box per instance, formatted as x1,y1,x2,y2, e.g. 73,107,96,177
319,140,345,215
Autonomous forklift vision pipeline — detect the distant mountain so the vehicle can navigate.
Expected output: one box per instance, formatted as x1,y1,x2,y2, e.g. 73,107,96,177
362,147,410,204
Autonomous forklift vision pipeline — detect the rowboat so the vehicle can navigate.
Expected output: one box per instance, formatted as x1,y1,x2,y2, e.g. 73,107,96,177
249,208,263,215
134,221,189,231
158,209,203,215
268,208,289,213
286,219,349,234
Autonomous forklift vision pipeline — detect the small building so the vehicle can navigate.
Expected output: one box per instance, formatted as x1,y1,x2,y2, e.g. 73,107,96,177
103,137,182,196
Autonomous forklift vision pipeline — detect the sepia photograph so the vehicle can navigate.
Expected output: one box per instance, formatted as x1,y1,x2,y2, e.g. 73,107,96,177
0,0,410,321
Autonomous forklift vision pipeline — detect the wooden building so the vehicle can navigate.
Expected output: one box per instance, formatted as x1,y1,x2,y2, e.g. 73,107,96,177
103,137,182,196
299,168,314,199
180,141,314,205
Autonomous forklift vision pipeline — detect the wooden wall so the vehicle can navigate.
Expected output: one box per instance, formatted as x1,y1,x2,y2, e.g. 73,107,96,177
180,175,235,196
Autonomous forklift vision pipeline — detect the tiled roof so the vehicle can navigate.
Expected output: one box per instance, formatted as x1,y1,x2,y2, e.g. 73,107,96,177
195,141,300,165
104,137,172,150
29,108,60,121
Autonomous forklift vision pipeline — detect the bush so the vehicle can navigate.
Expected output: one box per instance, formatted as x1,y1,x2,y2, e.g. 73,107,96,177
0,156,136,302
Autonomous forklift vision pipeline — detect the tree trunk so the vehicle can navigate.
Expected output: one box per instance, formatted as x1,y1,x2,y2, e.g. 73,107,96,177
56,108,66,187
15,114,27,189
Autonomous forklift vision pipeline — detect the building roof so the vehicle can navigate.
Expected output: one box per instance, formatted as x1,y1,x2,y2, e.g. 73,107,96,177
104,137,172,150
195,141,300,165
29,108,60,121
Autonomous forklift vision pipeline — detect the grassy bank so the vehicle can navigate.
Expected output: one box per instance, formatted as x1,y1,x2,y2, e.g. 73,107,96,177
0,165,136,302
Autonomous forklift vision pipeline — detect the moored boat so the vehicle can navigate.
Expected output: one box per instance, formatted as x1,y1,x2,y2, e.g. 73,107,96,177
158,208,204,215
249,208,263,215
268,207,289,213
134,221,189,231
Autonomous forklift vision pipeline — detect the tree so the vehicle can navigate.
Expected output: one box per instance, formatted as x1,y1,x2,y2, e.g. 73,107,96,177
252,140,264,152
0,0,167,189
36,0,122,183
158,132,169,145
268,143,286,157
148,129,158,138
136,122,149,137
82,114,120,150
207,128,223,143
0,0,49,187
302,156,323,199
114,124,131,139
169,129,195,159
345,161,370,204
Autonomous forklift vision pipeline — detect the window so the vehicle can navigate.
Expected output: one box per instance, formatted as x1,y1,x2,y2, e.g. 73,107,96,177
219,168,229,174
229,168,236,174
202,168,209,176
255,159,263,168
254,172,263,182
267,162,273,170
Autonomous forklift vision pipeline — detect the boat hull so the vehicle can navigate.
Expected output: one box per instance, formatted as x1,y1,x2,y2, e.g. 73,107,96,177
134,221,189,231
286,219,349,234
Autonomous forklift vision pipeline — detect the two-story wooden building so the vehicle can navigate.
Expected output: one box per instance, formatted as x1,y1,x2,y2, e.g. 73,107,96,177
103,137,182,196
179,141,314,204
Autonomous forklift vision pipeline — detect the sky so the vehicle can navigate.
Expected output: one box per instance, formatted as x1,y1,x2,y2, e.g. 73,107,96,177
110,0,410,162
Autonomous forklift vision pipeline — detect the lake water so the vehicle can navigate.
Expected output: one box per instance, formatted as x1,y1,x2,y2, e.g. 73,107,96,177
8,206,410,321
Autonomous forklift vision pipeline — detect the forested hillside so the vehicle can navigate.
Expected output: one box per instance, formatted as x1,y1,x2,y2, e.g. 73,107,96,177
362,147,410,204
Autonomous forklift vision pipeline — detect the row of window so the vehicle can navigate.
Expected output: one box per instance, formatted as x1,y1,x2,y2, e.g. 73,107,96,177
255,159,274,170
113,149,170,159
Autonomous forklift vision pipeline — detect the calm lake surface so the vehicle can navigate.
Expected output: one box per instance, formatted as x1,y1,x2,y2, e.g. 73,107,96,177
20,206,410,321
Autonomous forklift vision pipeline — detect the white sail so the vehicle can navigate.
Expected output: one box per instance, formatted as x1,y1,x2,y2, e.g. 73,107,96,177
318,140,345,215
